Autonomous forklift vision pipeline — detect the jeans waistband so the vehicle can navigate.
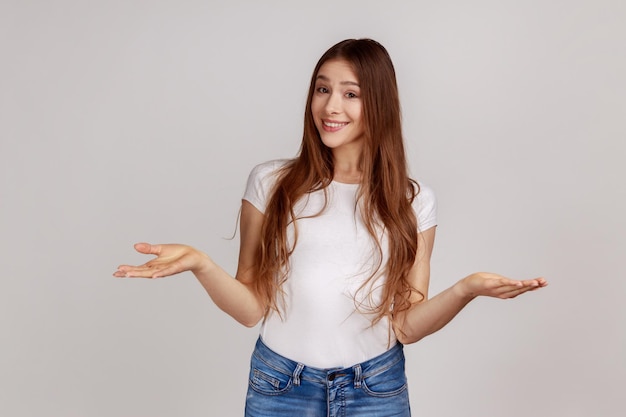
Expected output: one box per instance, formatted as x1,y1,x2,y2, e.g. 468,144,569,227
251,337,404,387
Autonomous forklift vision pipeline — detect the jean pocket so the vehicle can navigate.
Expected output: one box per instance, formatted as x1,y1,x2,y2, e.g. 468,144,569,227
248,360,294,396
361,358,408,398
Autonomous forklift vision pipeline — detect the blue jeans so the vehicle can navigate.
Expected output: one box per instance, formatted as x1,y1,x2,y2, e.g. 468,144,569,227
245,338,411,417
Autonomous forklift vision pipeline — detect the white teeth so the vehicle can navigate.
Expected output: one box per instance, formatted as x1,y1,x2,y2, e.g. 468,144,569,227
324,121,347,128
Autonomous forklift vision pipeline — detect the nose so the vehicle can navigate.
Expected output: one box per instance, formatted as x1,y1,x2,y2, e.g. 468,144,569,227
324,92,342,115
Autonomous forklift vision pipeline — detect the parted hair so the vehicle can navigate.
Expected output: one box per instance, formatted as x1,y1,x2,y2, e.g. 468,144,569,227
254,38,422,325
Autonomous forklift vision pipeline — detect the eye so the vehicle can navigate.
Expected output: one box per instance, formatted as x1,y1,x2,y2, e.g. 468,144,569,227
345,92,358,99
316,86,329,94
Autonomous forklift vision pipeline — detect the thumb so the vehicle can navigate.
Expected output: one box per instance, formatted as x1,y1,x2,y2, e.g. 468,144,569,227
134,242,161,255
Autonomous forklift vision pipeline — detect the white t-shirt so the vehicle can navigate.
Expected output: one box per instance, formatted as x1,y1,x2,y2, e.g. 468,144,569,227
243,160,437,368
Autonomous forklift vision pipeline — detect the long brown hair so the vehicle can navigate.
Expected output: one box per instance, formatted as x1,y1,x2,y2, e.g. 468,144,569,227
254,38,421,324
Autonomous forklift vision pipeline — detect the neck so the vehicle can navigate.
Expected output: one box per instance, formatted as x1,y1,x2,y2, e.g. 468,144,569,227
333,170,361,184
332,150,362,184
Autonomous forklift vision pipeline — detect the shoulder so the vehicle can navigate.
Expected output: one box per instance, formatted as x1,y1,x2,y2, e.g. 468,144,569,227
243,159,291,214
415,182,436,205
248,159,290,181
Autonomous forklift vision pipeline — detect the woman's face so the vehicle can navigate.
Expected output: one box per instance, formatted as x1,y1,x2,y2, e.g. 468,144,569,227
311,59,364,157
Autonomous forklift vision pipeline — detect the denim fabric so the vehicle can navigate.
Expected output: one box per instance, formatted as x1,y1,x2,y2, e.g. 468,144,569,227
245,338,411,417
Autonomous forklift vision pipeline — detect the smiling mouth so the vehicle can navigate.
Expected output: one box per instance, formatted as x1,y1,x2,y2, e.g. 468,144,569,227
323,121,348,128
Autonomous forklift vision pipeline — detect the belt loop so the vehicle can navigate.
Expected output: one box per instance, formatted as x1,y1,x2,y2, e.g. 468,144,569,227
353,364,362,389
293,363,304,386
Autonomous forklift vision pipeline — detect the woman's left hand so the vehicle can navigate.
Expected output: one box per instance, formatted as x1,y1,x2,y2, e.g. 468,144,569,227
457,272,548,300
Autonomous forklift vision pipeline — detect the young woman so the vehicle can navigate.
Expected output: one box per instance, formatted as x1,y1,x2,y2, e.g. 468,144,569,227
114,39,547,416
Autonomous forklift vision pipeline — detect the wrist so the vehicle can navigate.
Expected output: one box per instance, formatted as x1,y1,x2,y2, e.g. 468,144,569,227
191,252,216,276
454,276,478,301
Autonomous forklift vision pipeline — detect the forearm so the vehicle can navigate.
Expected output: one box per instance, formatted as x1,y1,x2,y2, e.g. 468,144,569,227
396,279,474,344
193,255,265,328
396,272,546,344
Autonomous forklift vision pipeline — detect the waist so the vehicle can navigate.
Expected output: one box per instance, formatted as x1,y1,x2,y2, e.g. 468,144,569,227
251,336,405,385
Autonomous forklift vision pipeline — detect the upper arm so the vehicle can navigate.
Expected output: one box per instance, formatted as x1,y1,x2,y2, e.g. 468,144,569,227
404,183,437,302
393,226,436,337
236,200,264,285
408,226,436,302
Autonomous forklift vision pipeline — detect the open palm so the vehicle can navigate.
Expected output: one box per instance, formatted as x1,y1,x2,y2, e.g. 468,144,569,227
113,242,206,279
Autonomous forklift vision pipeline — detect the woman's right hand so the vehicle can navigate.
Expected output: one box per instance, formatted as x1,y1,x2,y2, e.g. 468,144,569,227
113,242,211,279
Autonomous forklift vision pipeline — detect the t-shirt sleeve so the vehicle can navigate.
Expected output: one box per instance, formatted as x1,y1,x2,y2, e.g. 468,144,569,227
413,183,437,232
242,160,285,214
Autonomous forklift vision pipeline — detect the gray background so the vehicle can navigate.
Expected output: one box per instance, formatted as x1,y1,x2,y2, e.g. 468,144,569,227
1,0,624,416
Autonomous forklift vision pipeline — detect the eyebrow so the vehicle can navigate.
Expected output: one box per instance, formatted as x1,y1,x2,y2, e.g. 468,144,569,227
316,74,360,87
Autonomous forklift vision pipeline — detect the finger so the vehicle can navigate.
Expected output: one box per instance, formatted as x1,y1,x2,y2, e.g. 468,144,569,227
493,277,523,288
113,272,156,278
499,284,539,298
501,278,543,289
116,263,156,272
134,242,162,255
487,281,531,297
124,267,176,279
121,269,159,278
520,277,547,287
528,280,545,290
519,278,542,286
115,264,163,278
114,265,136,276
